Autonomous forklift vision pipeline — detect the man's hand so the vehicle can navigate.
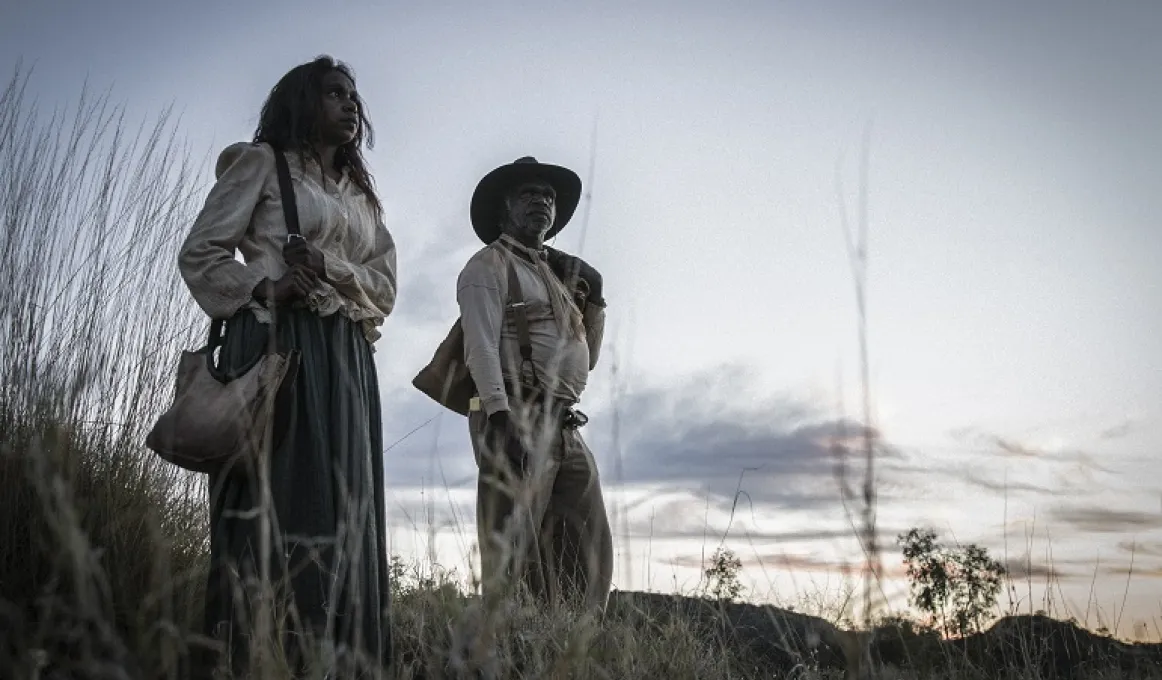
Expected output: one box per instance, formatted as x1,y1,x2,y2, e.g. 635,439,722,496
545,247,604,307
253,265,319,304
484,410,530,474
283,236,327,280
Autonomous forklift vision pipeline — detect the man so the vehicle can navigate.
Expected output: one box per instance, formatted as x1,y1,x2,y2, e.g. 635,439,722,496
456,156,613,612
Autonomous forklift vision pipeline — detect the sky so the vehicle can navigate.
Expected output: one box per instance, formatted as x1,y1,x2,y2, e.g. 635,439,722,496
4,0,1161,639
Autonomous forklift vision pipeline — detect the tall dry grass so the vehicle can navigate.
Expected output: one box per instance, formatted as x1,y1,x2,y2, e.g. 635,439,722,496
0,64,209,677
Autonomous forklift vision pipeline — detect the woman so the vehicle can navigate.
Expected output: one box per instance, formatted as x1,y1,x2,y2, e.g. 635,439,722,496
178,56,396,677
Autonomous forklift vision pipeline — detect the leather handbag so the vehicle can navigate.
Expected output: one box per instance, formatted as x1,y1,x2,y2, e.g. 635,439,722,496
146,145,304,472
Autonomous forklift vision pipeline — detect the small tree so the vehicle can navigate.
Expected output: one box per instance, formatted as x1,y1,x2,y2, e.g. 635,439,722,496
950,543,1005,635
898,528,1005,637
704,547,744,602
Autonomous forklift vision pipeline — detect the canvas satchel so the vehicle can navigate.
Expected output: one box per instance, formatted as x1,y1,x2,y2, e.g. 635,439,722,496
146,145,304,472
411,317,474,417
146,321,300,473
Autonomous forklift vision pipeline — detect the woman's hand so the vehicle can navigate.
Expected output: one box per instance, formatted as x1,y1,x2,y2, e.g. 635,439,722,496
253,265,319,304
283,236,327,280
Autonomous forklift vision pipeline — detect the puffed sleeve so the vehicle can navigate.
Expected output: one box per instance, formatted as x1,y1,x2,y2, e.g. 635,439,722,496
322,215,398,320
177,142,272,319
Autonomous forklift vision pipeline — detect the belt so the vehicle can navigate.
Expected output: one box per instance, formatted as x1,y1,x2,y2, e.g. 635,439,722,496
504,382,589,430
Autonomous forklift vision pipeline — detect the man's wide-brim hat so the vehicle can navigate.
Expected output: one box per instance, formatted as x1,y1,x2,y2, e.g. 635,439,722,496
470,156,582,244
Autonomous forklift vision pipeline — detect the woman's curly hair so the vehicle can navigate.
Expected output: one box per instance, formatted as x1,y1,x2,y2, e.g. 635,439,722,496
253,55,382,220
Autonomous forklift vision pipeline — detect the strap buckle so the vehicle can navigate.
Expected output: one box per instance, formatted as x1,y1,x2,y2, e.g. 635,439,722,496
562,408,589,430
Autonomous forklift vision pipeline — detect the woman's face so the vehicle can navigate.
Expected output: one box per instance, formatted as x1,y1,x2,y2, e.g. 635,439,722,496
318,70,360,146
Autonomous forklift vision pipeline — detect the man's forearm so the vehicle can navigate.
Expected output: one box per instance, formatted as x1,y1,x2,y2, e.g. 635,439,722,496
584,301,606,369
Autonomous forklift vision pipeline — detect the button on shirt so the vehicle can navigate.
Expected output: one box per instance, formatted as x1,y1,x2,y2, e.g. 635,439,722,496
456,235,605,416
178,142,398,344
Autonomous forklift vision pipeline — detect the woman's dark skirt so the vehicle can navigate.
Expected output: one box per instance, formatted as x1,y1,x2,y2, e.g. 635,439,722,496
199,308,390,677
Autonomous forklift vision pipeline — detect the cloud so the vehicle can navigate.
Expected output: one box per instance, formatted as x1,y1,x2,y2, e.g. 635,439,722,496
1099,420,1136,441
595,366,899,516
671,552,847,573
379,386,478,490
958,469,1063,496
989,435,1095,468
1004,560,1076,581
385,210,482,331
993,437,1044,459
379,362,917,549
370,215,489,494
668,551,908,579
1002,547,1159,583
1118,541,1162,558
947,430,1119,476
735,526,910,545
1048,505,1162,534
1105,565,1162,579
885,462,1071,497
615,496,905,546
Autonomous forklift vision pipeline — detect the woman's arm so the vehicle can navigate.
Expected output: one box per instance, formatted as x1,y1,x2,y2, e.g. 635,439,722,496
322,217,398,319
178,142,272,319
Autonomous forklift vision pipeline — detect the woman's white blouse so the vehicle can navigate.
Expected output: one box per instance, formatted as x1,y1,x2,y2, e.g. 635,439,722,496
178,142,397,345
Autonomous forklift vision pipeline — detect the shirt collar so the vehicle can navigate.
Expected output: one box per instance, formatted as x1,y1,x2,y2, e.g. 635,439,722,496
293,150,353,184
497,233,546,261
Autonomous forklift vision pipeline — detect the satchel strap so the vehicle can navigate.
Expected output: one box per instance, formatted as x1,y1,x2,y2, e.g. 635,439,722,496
271,146,302,237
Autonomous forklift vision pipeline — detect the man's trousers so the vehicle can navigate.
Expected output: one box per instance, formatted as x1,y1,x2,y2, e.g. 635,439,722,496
468,397,613,612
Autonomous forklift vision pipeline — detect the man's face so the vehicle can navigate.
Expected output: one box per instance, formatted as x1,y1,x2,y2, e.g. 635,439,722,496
502,179,557,243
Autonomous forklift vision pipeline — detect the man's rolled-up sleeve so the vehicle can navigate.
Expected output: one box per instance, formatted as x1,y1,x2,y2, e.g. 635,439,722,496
457,255,509,416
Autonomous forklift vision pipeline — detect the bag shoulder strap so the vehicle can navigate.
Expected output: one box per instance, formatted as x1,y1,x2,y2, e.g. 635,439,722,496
270,145,302,237
206,143,298,352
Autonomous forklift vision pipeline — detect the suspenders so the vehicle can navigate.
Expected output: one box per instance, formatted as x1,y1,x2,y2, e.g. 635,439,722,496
501,245,540,392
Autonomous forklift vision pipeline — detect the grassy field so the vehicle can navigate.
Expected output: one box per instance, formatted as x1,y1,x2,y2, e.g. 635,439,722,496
2,67,1160,680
